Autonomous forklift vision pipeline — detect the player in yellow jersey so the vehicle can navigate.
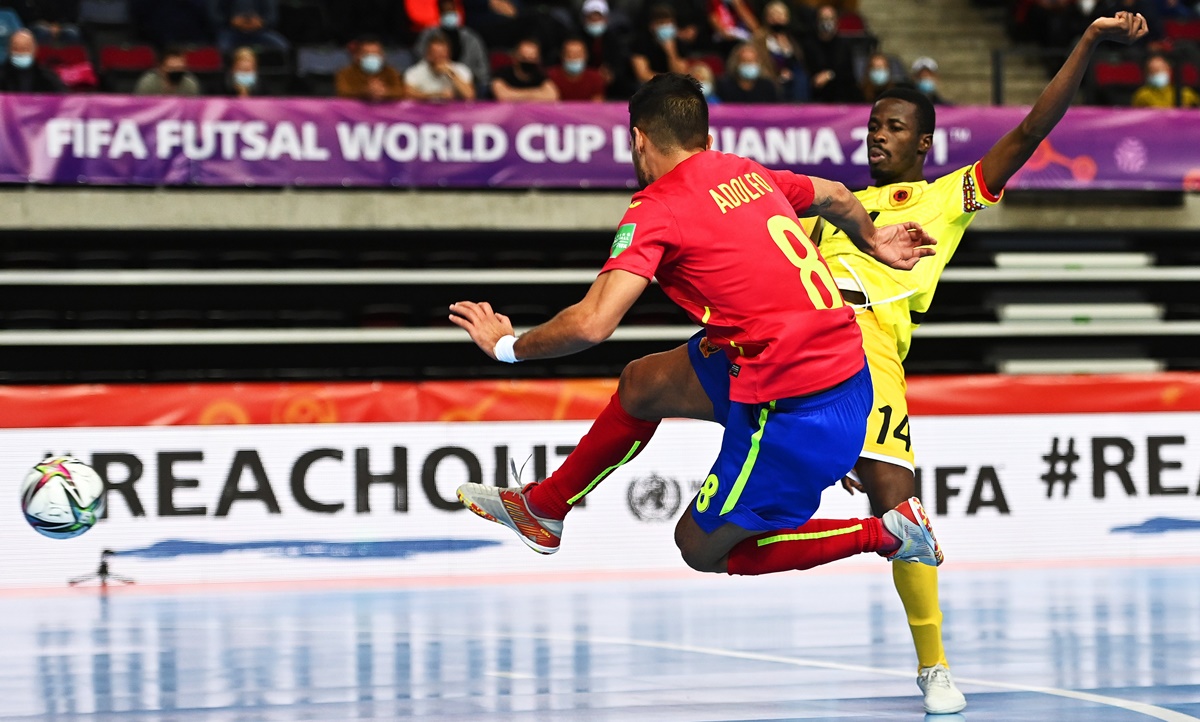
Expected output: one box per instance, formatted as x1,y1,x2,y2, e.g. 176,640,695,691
455,11,1147,715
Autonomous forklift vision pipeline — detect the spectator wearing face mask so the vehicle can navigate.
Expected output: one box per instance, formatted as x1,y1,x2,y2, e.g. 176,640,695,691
716,42,781,102
752,0,809,101
337,35,405,101
227,46,260,97
416,0,489,95
406,31,476,101
909,56,950,105
1132,54,1199,107
688,59,721,104
0,29,64,92
547,37,606,101
801,3,860,102
860,52,894,103
492,36,558,101
576,0,629,97
134,46,201,96
631,4,692,84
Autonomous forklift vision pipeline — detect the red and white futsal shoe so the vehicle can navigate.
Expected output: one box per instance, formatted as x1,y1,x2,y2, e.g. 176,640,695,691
456,482,563,555
882,497,944,566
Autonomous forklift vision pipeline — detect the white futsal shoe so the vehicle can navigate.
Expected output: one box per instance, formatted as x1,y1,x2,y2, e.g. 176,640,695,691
917,663,967,714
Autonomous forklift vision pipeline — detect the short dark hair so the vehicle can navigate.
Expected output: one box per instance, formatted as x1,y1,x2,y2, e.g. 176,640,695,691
426,30,450,48
629,73,708,151
357,34,383,47
161,45,186,63
875,87,936,136
649,3,676,22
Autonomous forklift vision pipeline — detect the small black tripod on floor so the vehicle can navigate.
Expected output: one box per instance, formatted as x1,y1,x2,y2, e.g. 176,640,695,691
68,550,135,588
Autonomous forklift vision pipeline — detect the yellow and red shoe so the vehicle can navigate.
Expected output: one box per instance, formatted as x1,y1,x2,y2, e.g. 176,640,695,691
882,497,944,566
456,482,563,555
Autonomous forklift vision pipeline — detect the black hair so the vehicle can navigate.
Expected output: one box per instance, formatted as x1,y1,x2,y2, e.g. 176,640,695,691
649,3,676,22
628,73,708,151
161,45,187,62
357,34,383,47
426,30,450,47
873,86,936,135
875,87,936,136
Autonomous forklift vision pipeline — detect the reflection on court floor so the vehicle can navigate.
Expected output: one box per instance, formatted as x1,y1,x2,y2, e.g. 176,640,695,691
2,564,1198,721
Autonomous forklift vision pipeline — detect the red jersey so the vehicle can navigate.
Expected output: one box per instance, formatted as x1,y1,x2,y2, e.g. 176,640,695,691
601,150,864,403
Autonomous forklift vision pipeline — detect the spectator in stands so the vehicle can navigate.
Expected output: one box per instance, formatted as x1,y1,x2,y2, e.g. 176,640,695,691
801,4,861,102
716,42,781,102
131,0,213,47
0,29,62,92
492,37,558,101
636,0,704,51
134,46,201,95
1132,53,1199,107
405,31,475,100
208,0,288,54
910,56,950,105
576,0,631,98
27,0,82,45
708,0,759,56
753,0,808,101
860,51,894,102
227,46,260,97
416,0,489,97
631,4,692,85
548,37,606,101
688,59,720,103
337,35,406,101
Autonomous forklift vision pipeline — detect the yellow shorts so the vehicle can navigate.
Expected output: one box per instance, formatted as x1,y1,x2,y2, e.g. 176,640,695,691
857,309,914,470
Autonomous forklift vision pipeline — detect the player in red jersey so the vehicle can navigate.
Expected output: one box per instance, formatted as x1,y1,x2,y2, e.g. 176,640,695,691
452,73,940,581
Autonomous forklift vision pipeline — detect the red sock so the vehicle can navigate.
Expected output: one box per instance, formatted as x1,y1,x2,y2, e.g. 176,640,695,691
525,392,660,520
726,517,892,575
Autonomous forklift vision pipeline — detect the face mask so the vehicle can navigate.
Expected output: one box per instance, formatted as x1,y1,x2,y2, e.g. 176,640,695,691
166,70,186,84
360,54,383,74
700,81,714,97
768,22,788,32
564,58,585,75
869,67,890,87
518,61,539,75
818,19,837,35
1079,0,1097,13
654,23,676,43
234,71,257,88
440,12,460,29
738,63,760,81
916,78,936,94
585,20,607,36
10,53,32,69
1149,71,1170,89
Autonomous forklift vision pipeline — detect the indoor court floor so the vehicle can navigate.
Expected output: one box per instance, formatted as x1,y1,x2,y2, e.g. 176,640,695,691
2,563,1198,722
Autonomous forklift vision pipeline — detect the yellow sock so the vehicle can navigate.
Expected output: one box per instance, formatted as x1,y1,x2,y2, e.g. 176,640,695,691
892,561,949,670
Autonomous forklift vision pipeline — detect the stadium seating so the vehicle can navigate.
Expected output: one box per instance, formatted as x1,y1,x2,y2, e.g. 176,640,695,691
98,44,156,93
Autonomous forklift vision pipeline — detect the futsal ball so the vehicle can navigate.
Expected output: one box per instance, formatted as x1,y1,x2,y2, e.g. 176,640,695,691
19,456,105,539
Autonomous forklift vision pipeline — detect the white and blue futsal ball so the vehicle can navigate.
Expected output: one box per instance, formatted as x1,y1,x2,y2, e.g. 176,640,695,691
19,456,105,539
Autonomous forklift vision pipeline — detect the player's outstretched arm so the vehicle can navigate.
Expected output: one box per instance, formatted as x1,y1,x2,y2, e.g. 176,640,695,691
805,176,936,270
450,269,649,362
979,11,1148,193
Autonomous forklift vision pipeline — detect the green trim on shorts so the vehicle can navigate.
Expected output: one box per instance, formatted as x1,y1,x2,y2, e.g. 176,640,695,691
567,440,642,505
756,523,864,547
719,401,774,516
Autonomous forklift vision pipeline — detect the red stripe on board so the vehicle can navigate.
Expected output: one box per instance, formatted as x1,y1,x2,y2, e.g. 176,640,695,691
1,373,1200,429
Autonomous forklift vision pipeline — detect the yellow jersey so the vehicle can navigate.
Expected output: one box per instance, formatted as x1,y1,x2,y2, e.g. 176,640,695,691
807,161,1002,361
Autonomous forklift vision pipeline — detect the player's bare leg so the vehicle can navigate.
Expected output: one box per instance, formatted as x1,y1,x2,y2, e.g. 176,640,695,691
852,458,966,714
457,344,713,552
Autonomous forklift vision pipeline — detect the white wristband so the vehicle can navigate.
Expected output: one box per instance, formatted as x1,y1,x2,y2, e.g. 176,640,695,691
494,335,520,363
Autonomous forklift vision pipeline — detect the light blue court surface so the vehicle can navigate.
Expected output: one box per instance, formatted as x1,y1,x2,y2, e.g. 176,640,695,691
2,564,1199,722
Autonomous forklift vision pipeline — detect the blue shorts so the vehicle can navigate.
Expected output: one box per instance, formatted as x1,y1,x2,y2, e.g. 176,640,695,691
686,332,873,534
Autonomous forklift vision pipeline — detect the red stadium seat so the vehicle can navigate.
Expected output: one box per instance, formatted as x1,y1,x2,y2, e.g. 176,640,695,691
36,45,89,67
185,46,223,72
837,12,866,33
1181,63,1199,88
1093,60,1142,86
698,53,724,78
489,50,512,74
1164,19,1200,42
99,44,156,71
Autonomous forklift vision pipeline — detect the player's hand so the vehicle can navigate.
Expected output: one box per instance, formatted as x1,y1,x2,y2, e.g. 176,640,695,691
869,222,936,271
449,301,515,360
841,475,865,495
1089,11,1148,45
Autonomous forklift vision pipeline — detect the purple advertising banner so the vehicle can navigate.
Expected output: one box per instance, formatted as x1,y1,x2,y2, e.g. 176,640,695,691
1,94,1198,191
